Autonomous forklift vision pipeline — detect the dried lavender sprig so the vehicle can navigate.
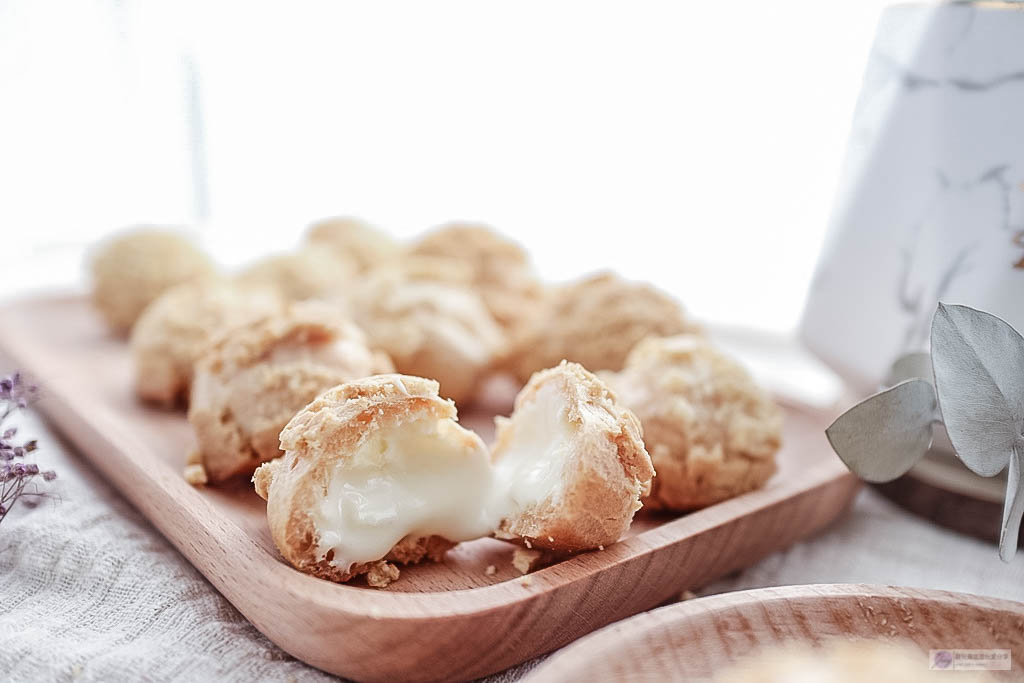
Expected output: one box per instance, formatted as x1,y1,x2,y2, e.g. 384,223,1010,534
0,372,54,525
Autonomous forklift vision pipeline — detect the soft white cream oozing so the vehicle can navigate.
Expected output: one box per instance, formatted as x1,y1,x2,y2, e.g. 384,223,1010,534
309,382,576,571
490,381,572,514
310,418,498,570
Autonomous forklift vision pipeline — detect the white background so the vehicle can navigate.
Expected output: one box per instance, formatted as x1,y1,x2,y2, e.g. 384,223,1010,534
0,0,891,333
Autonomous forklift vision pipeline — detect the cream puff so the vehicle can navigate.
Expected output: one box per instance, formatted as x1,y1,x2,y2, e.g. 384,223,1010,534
347,274,505,405
504,271,699,382
188,302,393,483
491,361,655,552
253,374,497,586
237,245,355,302
603,335,781,510
254,365,653,586
90,228,216,336
305,216,401,272
130,280,283,406
409,223,544,334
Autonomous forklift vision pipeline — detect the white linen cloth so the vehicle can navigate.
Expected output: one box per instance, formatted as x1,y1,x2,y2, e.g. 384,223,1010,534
2,409,1024,683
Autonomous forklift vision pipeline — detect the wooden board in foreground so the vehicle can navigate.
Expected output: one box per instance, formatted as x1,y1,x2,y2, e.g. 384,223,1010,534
526,584,1024,682
0,296,860,682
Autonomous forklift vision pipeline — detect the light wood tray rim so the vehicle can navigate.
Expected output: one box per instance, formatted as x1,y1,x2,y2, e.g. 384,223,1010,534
526,583,1024,682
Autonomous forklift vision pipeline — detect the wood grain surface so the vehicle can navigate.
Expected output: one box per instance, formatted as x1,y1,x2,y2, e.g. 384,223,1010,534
525,584,1024,682
0,295,861,682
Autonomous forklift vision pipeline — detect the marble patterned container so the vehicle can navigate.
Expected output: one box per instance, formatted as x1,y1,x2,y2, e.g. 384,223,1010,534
801,1,1024,393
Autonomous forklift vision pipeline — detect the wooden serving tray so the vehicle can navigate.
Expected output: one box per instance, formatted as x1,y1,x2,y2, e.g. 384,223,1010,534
0,296,860,682
525,584,1024,682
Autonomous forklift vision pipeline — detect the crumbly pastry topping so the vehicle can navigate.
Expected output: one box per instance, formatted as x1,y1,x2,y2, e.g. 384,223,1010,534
91,228,216,336
504,271,699,382
188,301,393,482
603,334,781,510
130,280,283,406
409,223,545,333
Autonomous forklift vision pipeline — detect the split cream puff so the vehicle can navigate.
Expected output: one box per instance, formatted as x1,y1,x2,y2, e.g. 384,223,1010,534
237,245,355,302
409,223,544,334
188,302,393,483
90,228,216,336
253,363,653,586
491,361,655,551
603,335,781,510
504,271,699,383
130,280,283,406
347,274,505,405
253,375,497,586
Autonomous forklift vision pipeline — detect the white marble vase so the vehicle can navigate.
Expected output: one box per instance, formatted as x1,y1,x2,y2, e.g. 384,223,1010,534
800,1,1024,392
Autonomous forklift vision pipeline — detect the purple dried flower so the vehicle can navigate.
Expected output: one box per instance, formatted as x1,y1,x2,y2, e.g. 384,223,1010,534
0,370,54,525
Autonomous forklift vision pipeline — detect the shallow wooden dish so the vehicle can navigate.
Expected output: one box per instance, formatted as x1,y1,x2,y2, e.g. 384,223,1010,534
0,296,860,682
526,584,1024,682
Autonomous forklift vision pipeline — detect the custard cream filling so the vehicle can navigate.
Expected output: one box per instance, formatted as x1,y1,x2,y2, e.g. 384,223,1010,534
311,418,497,570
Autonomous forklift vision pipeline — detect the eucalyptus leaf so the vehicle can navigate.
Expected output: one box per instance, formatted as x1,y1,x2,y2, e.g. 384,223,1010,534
930,303,1024,477
825,379,938,482
999,446,1024,562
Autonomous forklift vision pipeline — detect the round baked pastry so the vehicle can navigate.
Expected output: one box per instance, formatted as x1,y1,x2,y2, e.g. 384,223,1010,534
130,280,283,406
348,274,504,405
409,223,544,333
305,216,400,272
237,245,354,302
504,272,699,383
253,374,497,586
188,302,393,483
491,361,655,552
90,228,216,336
603,335,781,510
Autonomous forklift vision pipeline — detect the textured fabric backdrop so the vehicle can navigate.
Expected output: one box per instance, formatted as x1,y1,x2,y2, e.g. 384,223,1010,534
2,410,1024,682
